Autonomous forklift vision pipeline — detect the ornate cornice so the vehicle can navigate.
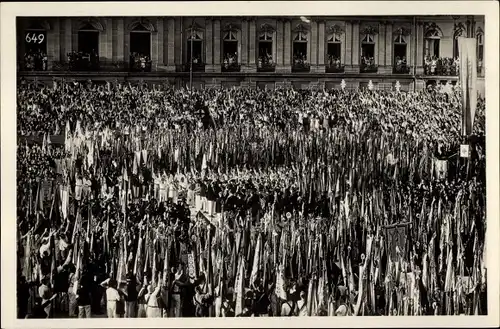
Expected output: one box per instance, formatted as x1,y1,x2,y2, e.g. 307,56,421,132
327,24,344,35
453,22,466,37
185,22,204,32
424,22,443,37
222,22,240,32
128,18,157,32
360,25,379,35
259,23,276,33
79,17,105,31
292,23,309,33
393,26,411,36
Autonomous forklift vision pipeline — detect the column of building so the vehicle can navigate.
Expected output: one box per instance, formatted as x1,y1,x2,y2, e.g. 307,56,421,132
241,19,249,72
47,20,60,70
383,22,392,74
310,20,319,72
62,19,72,63
150,17,163,71
248,18,257,73
213,18,221,72
317,20,325,72
275,19,284,72
99,18,112,69
344,21,353,72
283,19,291,72
415,21,424,75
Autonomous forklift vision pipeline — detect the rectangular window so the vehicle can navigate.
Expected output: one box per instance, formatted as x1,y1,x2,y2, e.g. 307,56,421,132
186,40,203,63
78,31,99,55
130,32,151,57
327,43,341,60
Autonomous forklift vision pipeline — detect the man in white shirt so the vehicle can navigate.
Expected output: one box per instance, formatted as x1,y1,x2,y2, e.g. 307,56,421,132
101,278,121,318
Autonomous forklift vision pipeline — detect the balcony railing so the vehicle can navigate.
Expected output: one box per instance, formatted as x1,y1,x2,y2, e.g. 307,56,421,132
292,60,310,73
393,64,411,74
183,62,206,72
424,57,459,76
257,61,276,72
221,62,241,72
360,63,378,73
129,54,152,72
326,63,345,73
67,52,100,71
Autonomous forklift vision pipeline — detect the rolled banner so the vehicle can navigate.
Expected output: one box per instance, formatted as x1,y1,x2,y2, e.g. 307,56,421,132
207,200,215,216
75,177,83,201
195,194,202,212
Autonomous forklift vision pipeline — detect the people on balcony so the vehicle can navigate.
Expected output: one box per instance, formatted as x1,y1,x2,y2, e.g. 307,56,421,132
327,55,341,68
361,56,376,71
223,52,239,71
67,50,99,71
130,52,152,72
257,52,274,69
394,56,408,73
293,53,309,68
24,49,48,71
424,55,460,76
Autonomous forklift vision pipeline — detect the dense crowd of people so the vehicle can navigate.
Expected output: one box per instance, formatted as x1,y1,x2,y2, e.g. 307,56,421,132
16,81,486,319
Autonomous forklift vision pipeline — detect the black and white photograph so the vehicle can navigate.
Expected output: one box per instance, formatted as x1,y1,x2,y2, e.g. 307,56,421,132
1,1,499,328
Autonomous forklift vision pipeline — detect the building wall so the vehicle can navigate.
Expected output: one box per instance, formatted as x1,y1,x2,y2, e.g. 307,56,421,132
17,15,485,94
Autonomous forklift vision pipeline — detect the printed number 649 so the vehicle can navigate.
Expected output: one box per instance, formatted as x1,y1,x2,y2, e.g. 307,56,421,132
26,33,45,44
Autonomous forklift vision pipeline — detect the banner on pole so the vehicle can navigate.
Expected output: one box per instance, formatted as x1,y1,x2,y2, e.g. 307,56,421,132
458,37,478,137
384,222,410,260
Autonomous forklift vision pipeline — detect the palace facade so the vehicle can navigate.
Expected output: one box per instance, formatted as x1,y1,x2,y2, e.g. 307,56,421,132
17,15,485,94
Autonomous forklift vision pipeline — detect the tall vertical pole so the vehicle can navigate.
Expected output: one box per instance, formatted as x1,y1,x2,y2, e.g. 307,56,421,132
190,18,195,95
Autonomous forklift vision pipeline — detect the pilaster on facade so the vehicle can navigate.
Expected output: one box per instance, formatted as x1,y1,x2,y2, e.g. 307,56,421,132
344,21,353,67
351,21,360,66
63,19,72,62
317,20,325,67
47,20,60,70
241,19,249,67
310,21,318,66
276,19,284,70
116,18,125,66
212,19,221,73
415,22,424,75
248,19,257,72
283,19,292,72
205,18,214,72
381,22,392,74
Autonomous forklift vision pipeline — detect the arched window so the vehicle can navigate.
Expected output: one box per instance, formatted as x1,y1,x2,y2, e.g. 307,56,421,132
360,26,378,73
257,24,275,72
393,27,410,73
74,18,103,71
186,23,204,70
292,24,309,72
424,23,443,59
326,25,343,72
78,19,103,56
453,23,466,59
222,24,240,72
129,20,155,72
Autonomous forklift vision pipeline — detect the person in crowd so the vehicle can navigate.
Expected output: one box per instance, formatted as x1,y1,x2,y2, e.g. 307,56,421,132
76,281,92,318
101,278,121,318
